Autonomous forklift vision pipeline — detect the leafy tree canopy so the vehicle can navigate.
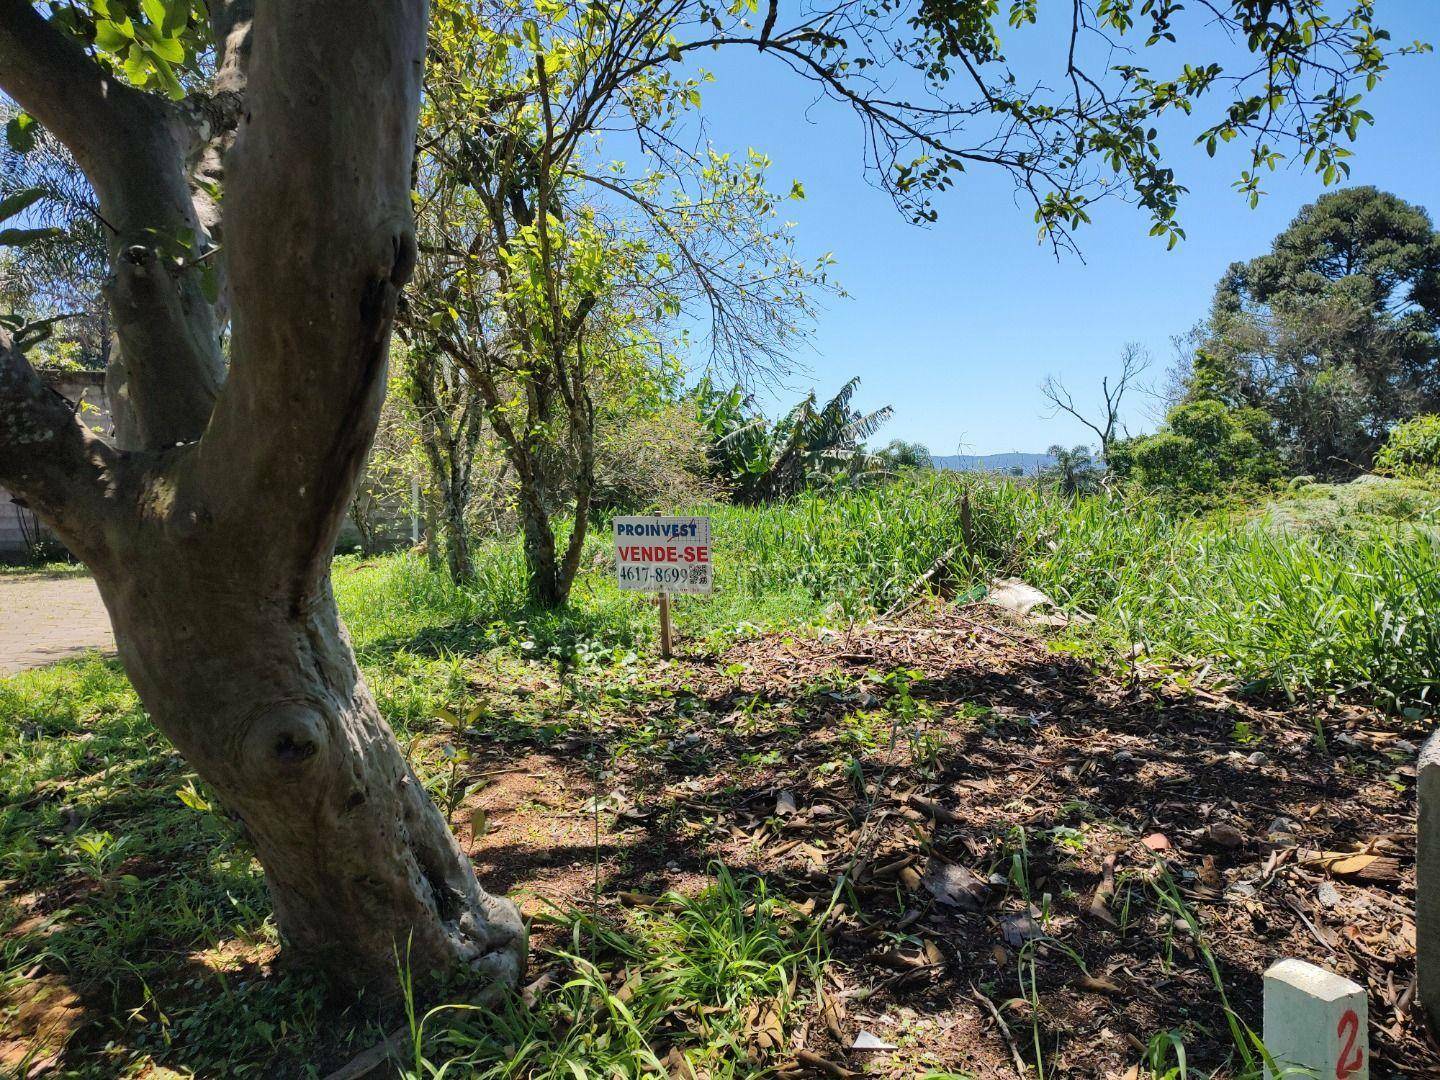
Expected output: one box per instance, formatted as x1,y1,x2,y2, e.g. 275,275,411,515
1196,186,1440,474
1112,398,1277,502
6,0,1428,253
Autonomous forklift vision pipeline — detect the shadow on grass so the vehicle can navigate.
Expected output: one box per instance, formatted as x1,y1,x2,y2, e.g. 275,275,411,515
6,613,1423,1077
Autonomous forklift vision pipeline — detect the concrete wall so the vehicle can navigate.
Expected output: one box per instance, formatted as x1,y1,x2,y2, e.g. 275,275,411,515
0,371,110,562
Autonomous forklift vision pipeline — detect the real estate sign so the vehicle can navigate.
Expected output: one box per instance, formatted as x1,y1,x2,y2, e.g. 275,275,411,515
613,515,712,594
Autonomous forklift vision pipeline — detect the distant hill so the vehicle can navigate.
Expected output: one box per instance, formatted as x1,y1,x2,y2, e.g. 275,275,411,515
931,452,1055,475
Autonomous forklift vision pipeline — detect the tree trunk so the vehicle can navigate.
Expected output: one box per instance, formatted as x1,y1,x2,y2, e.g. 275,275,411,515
0,0,526,1000
516,465,566,607
86,527,524,995
442,469,475,583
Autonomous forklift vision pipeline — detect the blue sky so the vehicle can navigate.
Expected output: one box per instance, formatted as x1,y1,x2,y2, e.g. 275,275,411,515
685,2,1440,455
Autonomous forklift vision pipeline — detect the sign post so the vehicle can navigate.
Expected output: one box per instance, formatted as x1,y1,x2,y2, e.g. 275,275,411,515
658,591,674,659
614,515,711,657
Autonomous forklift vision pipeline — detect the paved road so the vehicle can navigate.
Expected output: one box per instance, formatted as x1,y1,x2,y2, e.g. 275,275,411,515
0,574,115,676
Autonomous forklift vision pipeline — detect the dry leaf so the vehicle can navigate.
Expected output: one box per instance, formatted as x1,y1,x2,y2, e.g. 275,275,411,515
1196,855,1224,892
664,1046,697,1079
1204,822,1246,849
742,999,783,1056
819,988,846,1043
1001,914,1043,947
1088,854,1118,925
520,969,556,1009
921,859,988,911
469,806,488,839
1327,852,1378,875
923,938,945,966
1076,973,1126,997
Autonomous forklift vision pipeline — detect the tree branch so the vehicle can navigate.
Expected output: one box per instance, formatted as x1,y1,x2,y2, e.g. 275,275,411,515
0,0,224,450
200,0,427,589
0,329,121,562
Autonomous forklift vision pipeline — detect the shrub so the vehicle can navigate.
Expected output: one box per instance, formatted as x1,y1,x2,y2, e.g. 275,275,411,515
1375,414,1440,476
1122,400,1276,504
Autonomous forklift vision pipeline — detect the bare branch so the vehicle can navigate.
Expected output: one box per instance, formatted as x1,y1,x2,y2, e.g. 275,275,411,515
1040,342,1151,454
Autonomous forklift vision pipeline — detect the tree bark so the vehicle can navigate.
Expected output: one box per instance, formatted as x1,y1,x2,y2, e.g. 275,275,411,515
514,452,566,607
0,0,526,998
91,538,524,992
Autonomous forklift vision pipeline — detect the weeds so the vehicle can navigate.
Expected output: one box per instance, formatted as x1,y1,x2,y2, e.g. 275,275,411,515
400,866,822,1079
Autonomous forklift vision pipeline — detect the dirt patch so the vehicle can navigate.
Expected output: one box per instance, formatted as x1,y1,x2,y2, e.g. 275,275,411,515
453,606,1431,1077
1,973,91,1074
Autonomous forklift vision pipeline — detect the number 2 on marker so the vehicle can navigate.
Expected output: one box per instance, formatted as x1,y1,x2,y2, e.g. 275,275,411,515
1336,1008,1362,1078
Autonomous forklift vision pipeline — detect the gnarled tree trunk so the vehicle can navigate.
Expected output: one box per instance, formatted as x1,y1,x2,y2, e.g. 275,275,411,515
0,0,524,996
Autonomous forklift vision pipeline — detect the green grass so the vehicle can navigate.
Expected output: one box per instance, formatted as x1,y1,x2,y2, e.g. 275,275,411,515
2,469,1437,1074
333,471,1437,713
1253,474,1440,541
699,473,1438,714
401,867,822,1079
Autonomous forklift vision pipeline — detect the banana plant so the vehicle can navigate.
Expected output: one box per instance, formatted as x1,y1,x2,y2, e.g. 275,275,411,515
694,375,893,503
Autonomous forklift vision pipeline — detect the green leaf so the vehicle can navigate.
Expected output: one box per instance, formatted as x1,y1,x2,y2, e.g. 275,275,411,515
142,0,190,35
146,32,185,63
0,187,45,224
122,45,150,84
0,226,63,247
93,17,134,53
199,261,220,304
148,53,185,98
5,113,37,154
789,179,806,200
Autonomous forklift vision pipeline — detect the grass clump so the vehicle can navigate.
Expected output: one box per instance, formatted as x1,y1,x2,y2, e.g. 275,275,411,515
402,867,820,1079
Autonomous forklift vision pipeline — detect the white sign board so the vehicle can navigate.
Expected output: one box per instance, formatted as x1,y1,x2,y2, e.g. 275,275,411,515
613,516,711,594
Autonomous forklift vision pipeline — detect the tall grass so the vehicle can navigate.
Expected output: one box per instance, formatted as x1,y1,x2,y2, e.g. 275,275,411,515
335,470,1436,712
693,473,1438,712
400,867,819,1079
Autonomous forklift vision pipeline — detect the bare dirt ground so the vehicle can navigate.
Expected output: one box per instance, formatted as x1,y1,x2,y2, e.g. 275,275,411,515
0,574,113,675
457,607,1430,1078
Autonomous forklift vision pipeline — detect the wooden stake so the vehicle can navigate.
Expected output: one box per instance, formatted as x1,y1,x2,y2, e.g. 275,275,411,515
658,591,673,659
1418,733,1440,1032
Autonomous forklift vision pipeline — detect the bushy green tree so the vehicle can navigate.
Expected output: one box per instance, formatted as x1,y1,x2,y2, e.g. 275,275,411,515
1192,187,1440,474
1375,414,1440,476
401,0,823,602
876,439,933,472
1042,444,1103,496
1117,399,1277,501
